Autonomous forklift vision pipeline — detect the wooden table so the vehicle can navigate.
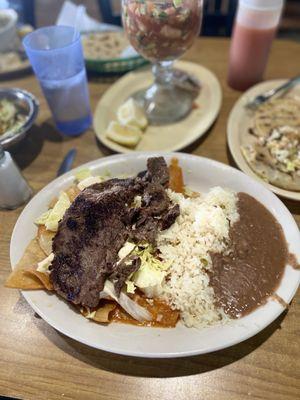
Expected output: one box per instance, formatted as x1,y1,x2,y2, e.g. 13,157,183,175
1,38,300,400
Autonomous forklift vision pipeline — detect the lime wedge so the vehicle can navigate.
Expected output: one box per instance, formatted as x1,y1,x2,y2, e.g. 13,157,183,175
117,98,148,130
105,121,142,147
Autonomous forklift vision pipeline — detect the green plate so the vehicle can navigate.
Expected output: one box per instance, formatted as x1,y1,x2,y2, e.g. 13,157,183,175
85,54,148,74
82,30,148,75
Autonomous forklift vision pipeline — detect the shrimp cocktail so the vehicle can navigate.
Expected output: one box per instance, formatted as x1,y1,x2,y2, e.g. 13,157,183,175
122,0,203,124
123,0,202,61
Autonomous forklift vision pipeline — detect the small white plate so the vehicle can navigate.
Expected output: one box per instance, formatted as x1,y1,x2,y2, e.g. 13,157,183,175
227,79,300,201
10,152,300,358
93,61,222,153
0,56,30,78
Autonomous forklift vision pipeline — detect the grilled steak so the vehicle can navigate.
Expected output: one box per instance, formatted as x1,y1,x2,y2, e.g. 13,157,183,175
147,157,169,187
110,256,141,297
50,157,180,308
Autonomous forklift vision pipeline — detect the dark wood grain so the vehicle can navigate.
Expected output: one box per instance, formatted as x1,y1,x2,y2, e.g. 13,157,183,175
0,38,299,400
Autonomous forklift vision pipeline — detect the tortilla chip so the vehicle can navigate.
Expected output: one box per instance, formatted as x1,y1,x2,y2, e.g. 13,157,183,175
24,268,53,290
93,303,116,323
66,185,80,202
81,302,116,323
37,225,55,256
5,239,51,290
48,196,58,209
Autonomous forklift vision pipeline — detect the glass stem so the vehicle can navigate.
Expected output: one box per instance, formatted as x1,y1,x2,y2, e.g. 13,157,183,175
152,61,174,87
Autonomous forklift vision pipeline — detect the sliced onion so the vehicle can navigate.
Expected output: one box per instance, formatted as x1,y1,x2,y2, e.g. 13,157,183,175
99,280,151,322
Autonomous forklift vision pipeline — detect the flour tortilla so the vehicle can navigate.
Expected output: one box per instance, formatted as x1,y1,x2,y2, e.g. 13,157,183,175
253,98,300,137
82,31,129,60
37,225,55,256
242,145,300,191
242,96,300,191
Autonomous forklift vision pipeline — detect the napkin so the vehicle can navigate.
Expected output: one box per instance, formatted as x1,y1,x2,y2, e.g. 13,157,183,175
56,1,121,33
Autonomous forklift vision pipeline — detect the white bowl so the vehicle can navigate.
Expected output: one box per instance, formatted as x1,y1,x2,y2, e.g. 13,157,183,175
10,152,300,358
0,9,18,52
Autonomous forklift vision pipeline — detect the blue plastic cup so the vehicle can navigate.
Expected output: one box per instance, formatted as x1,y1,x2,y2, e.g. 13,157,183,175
23,26,92,136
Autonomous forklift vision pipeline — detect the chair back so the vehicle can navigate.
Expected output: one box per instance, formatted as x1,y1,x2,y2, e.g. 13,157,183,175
97,0,122,26
202,0,237,36
8,0,36,26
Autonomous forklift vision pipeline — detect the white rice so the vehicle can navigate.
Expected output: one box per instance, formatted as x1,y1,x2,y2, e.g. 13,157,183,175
157,187,239,328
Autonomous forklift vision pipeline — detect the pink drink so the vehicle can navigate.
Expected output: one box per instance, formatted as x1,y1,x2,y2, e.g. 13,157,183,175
228,23,276,91
227,0,283,91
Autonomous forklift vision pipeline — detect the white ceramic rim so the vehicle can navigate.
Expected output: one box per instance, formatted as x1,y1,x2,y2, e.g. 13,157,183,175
0,9,17,33
10,152,300,358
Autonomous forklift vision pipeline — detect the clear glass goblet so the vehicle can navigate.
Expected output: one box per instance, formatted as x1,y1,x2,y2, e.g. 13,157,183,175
122,0,203,125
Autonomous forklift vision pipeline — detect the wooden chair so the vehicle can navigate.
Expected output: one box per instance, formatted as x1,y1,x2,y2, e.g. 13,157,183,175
97,0,121,26
8,0,36,26
97,0,237,37
202,0,237,36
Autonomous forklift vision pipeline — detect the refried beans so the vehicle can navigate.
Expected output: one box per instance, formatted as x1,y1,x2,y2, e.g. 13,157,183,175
209,192,288,318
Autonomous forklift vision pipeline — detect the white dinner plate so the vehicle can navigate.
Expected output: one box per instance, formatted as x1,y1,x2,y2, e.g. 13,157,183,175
227,79,300,201
10,152,300,358
93,61,222,153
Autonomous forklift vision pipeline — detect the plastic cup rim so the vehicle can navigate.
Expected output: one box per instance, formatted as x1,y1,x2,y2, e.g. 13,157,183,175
23,25,81,53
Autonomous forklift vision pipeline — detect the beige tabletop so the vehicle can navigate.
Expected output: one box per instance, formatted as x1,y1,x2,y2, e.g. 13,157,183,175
0,38,300,400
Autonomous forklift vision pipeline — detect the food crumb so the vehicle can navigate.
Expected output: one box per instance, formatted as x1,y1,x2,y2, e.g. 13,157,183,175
156,314,163,322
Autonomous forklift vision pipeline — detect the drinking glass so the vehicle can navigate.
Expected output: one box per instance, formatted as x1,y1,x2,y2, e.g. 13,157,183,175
23,26,92,136
122,0,203,125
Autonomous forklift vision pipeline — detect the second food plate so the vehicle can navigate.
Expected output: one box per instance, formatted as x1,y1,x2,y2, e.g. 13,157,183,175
227,79,300,201
94,61,222,153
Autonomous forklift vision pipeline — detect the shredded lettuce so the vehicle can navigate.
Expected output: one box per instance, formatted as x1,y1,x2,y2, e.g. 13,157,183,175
35,209,52,225
35,192,71,231
125,280,136,294
129,244,170,297
75,168,92,182
286,161,296,172
77,176,104,191
75,169,111,191
45,192,71,232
